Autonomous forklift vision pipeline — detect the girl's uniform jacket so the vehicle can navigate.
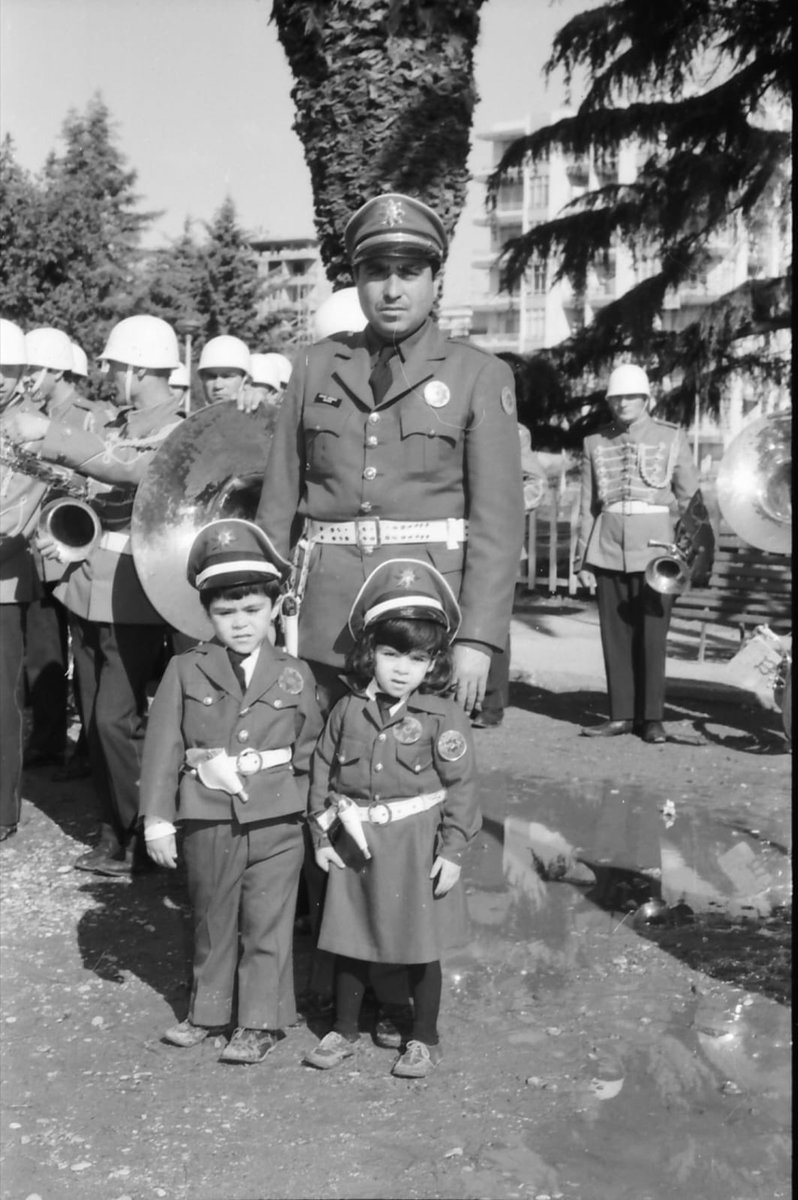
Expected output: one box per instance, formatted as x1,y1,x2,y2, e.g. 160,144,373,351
308,686,481,963
139,640,323,826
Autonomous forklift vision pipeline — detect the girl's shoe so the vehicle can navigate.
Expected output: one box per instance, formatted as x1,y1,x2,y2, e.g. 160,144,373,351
391,1040,442,1078
304,1031,359,1070
163,1019,225,1048
219,1027,280,1064
374,1004,413,1049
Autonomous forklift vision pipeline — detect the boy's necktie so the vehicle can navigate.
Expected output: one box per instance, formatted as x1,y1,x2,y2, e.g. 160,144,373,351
227,648,248,692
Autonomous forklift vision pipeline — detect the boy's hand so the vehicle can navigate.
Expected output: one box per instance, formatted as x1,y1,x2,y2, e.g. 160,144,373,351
146,833,178,869
430,855,461,896
315,845,346,873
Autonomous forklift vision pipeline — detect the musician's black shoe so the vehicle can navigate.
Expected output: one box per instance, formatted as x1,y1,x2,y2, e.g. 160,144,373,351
580,719,634,738
642,721,667,744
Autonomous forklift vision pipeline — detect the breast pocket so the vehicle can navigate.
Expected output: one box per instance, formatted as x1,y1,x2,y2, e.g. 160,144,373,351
399,404,460,479
395,742,434,783
303,403,350,478
182,685,226,740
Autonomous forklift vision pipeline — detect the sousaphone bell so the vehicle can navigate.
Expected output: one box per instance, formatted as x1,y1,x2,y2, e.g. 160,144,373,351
716,411,791,555
131,402,275,639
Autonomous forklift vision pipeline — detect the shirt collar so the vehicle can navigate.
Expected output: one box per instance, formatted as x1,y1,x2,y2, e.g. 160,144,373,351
365,315,434,362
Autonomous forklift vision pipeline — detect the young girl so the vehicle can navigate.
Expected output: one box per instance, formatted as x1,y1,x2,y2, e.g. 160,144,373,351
304,558,480,1078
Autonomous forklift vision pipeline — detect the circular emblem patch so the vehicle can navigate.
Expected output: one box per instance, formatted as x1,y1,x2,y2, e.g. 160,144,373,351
437,729,467,762
278,666,304,694
424,380,450,409
393,716,423,745
501,386,516,416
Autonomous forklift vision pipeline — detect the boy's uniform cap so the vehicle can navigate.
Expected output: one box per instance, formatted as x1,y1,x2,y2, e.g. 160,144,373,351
348,557,461,639
187,519,290,590
345,194,447,267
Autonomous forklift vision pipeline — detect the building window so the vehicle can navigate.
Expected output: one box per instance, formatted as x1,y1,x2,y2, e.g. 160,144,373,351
531,259,547,294
529,174,549,208
529,309,546,342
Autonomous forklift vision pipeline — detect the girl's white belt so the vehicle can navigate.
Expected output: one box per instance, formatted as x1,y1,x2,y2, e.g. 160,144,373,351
306,517,467,549
603,501,670,515
314,788,445,831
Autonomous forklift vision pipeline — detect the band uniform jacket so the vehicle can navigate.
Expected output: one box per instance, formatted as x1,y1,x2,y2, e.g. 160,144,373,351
0,398,48,604
576,413,699,574
138,641,323,827
256,319,525,667
37,396,184,623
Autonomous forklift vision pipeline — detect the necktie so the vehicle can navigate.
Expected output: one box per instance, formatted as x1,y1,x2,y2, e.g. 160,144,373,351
227,649,248,692
369,345,395,405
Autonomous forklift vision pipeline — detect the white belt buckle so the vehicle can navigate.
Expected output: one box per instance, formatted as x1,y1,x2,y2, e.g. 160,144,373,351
367,801,392,825
236,749,263,776
354,517,380,548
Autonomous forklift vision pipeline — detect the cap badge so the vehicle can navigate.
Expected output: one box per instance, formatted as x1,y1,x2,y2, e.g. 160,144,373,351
424,380,450,409
213,529,236,548
397,567,418,589
393,716,423,745
437,729,467,762
379,198,405,226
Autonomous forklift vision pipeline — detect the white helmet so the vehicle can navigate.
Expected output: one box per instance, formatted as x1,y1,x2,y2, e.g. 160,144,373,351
312,288,368,340
70,342,89,378
99,315,181,370
25,327,74,373
606,364,650,398
249,354,282,390
260,351,292,388
0,318,27,366
168,363,191,389
198,335,251,375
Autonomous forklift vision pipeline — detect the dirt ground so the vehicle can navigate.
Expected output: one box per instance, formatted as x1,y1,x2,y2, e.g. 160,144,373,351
0,680,791,1200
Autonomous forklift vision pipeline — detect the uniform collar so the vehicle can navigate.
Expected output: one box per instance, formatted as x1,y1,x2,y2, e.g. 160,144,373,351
193,637,285,700
330,318,447,409
126,394,182,437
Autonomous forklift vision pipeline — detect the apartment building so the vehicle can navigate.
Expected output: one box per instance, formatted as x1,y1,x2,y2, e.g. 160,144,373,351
250,235,332,346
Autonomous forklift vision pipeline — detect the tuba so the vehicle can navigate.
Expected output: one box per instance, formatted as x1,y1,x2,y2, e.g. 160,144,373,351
716,411,791,555
131,401,275,639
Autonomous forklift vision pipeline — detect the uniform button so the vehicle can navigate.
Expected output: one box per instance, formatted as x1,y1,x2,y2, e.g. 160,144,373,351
360,501,373,513
239,707,250,716
374,763,383,772
237,730,249,743
373,794,381,802
363,545,374,555
203,697,213,706
377,732,386,741
368,412,380,424
413,764,422,773
363,466,377,480
366,435,378,447
273,699,283,707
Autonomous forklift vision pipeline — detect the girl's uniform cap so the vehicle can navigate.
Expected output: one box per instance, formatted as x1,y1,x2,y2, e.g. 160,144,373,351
345,194,447,267
187,519,290,590
348,558,461,639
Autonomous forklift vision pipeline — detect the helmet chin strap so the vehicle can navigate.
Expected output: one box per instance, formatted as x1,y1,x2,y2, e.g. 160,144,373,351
25,366,47,397
124,364,134,406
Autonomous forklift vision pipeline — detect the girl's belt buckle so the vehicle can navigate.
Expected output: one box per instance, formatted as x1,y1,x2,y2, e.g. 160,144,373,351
367,801,392,825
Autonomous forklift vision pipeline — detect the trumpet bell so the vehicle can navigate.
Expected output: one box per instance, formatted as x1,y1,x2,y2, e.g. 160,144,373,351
717,412,791,554
131,402,275,639
38,496,102,562
644,553,691,596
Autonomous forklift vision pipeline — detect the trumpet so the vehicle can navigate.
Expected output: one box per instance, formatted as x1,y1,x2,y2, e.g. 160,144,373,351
645,489,715,596
0,433,102,560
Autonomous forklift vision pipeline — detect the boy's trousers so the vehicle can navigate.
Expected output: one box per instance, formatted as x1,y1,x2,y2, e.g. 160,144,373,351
182,814,304,1030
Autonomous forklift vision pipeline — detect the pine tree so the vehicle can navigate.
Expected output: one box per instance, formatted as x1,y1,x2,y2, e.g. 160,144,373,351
488,0,791,427
0,135,46,324
197,196,270,345
138,219,206,330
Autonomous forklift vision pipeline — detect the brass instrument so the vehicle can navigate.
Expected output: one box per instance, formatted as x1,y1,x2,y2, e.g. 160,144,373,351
645,489,715,596
131,401,274,639
0,433,102,561
716,411,791,555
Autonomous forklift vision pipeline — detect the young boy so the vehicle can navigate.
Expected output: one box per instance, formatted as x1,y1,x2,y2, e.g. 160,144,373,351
139,518,322,1064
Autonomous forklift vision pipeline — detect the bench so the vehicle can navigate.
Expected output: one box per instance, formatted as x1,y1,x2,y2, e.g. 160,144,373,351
674,526,792,661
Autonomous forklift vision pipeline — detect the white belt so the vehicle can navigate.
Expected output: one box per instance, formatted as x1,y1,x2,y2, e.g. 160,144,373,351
314,788,445,832
98,530,132,554
185,745,292,802
306,517,467,550
603,502,670,515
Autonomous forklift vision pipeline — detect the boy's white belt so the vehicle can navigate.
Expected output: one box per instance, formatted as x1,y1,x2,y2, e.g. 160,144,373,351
603,501,670,515
185,746,292,802
306,517,467,550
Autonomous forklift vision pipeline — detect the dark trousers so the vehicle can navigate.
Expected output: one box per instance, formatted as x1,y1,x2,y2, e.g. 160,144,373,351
183,816,305,1030
0,603,26,828
24,584,69,759
595,569,674,722
70,616,167,846
482,636,510,717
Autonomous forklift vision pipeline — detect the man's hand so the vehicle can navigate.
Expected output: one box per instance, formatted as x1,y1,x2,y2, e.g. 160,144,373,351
430,855,461,897
577,568,596,590
146,833,178,869
2,411,50,443
315,844,346,873
236,386,261,414
452,643,490,713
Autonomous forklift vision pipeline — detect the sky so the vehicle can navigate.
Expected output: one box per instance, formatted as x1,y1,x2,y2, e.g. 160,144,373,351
0,0,584,306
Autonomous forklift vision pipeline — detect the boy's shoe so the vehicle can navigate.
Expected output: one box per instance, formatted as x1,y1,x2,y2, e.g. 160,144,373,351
303,1031,359,1070
373,1005,413,1050
218,1027,280,1064
163,1019,226,1048
391,1040,442,1078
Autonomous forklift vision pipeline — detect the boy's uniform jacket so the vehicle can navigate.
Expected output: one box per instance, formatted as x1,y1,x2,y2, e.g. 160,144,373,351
139,640,323,826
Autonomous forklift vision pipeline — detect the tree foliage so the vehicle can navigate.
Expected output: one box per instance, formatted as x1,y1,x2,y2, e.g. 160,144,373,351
271,0,486,285
488,0,792,428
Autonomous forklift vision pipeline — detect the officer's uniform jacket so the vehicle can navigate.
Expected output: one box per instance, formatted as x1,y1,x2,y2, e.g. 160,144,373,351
308,686,480,864
37,396,183,623
257,319,524,667
576,413,698,574
138,641,323,827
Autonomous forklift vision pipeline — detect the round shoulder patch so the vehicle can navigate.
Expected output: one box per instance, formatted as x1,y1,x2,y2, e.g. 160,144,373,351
437,729,468,762
393,716,423,745
501,386,516,416
278,666,304,695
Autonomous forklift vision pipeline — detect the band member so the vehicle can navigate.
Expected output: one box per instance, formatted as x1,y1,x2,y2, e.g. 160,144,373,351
3,315,184,872
575,364,699,743
198,336,251,407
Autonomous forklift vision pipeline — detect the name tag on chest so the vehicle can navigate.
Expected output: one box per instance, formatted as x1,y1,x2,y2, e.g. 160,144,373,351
313,393,341,407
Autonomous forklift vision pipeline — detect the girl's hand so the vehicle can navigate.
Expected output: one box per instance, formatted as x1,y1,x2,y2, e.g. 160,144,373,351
315,845,346,873
146,833,178,869
430,855,461,897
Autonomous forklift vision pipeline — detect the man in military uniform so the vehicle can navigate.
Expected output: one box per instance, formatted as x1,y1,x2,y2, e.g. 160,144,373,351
3,315,184,871
575,364,699,743
255,192,524,717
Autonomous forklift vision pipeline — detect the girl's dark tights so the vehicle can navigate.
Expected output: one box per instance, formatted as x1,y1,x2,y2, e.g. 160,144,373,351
333,957,443,1045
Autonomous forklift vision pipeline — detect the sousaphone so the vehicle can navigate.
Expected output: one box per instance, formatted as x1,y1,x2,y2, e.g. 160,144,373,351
131,401,275,639
716,411,791,554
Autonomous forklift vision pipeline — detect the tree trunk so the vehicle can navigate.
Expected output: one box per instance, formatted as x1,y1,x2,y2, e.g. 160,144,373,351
271,0,486,285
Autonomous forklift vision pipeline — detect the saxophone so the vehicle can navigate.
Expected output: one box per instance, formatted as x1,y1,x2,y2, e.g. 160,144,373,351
0,432,102,560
